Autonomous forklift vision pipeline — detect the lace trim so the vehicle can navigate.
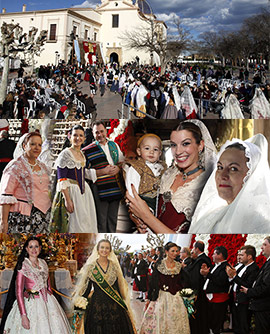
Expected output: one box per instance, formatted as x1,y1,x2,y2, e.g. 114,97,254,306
0,195,18,204
160,166,206,220
55,148,85,170
18,258,48,291
3,155,49,205
56,179,72,192
89,260,118,286
157,259,181,275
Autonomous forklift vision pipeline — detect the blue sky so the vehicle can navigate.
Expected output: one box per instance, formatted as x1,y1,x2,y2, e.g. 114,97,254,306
0,0,269,38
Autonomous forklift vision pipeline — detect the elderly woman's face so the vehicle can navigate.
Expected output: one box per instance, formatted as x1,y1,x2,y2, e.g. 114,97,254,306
215,148,249,204
170,130,204,172
23,136,42,160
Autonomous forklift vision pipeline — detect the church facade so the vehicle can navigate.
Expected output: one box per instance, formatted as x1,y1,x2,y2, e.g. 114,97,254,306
0,0,166,67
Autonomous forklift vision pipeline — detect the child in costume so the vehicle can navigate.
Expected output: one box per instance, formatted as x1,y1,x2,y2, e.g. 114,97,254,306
124,134,167,215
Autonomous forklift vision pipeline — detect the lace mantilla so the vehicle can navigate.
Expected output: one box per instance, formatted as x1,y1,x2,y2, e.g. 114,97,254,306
217,138,261,184
89,260,118,286
157,259,182,275
55,148,86,170
18,258,48,291
3,155,50,205
76,260,119,298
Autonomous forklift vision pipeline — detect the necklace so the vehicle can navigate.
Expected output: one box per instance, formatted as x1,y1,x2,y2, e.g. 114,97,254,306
30,260,39,268
27,159,38,168
25,155,43,184
180,166,204,181
71,146,81,153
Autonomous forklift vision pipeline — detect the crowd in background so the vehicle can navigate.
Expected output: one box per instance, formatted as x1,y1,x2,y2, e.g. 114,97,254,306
117,236,270,334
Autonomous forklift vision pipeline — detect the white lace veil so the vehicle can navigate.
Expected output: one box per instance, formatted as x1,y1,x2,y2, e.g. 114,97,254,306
189,133,270,233
73,242,135,327
13,133,28,159
250,88,270,119
221,94,244,119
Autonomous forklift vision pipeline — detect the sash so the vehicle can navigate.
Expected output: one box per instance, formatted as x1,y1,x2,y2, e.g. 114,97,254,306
92,265,128,311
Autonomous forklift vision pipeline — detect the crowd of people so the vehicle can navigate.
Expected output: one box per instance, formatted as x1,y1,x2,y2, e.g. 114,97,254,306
97,62,270,119
0,63,97,120
1,118,270,234
0,235,269,334
1,61,270,120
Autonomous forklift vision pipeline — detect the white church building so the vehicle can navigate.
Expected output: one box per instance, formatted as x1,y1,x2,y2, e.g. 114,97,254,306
0,0,166,67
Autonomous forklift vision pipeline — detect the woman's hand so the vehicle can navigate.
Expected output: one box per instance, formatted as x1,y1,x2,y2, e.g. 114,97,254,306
65,198,74,213
128,212,148,233
21,314,30,330
126,184,152,222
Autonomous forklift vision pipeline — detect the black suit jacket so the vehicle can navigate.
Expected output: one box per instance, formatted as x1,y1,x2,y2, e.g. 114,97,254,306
247,259,270,311
183,257,192,266
135,259,148,276
186,253,212,291
205,261,230,294
232,262,259,304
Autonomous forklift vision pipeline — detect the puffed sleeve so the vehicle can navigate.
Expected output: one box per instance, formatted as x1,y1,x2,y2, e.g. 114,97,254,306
16,271,27,316
84,168,97,183
56,167,72,191
123,164,140,198
0,172,19,205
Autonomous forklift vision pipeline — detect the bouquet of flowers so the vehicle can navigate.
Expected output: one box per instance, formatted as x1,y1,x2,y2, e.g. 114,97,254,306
74,296,88,310
179,288,197,318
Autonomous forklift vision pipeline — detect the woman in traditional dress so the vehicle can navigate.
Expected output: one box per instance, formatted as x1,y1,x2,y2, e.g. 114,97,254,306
73,239,136,334
126,120,216,233
0,237,72,334
50,125,97,233
140,242,190,334
189,133,270,233
0,132,51,233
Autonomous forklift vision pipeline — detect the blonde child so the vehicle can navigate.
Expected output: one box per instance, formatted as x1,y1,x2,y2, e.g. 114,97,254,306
124,134,167,215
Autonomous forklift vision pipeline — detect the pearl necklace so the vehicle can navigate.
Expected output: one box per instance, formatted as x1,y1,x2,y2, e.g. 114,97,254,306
27,160,38,168
25,156,43,184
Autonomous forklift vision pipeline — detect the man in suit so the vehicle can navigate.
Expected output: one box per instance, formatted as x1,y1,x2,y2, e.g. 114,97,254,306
180,247,192,267
0,130,16,180
226,245,259,334
134,253,148,302
186,241,212,334
241,236,270,334
201,246,230,334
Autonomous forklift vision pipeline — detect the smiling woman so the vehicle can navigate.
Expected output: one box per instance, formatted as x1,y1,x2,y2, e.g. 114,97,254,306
126,120,217,233
189,133,270,233
0,132,51,233
73,239,136,334
0,236,72,334
50,125,98,233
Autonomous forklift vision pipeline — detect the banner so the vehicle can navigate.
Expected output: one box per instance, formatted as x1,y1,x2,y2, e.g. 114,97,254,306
74,40,81,63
